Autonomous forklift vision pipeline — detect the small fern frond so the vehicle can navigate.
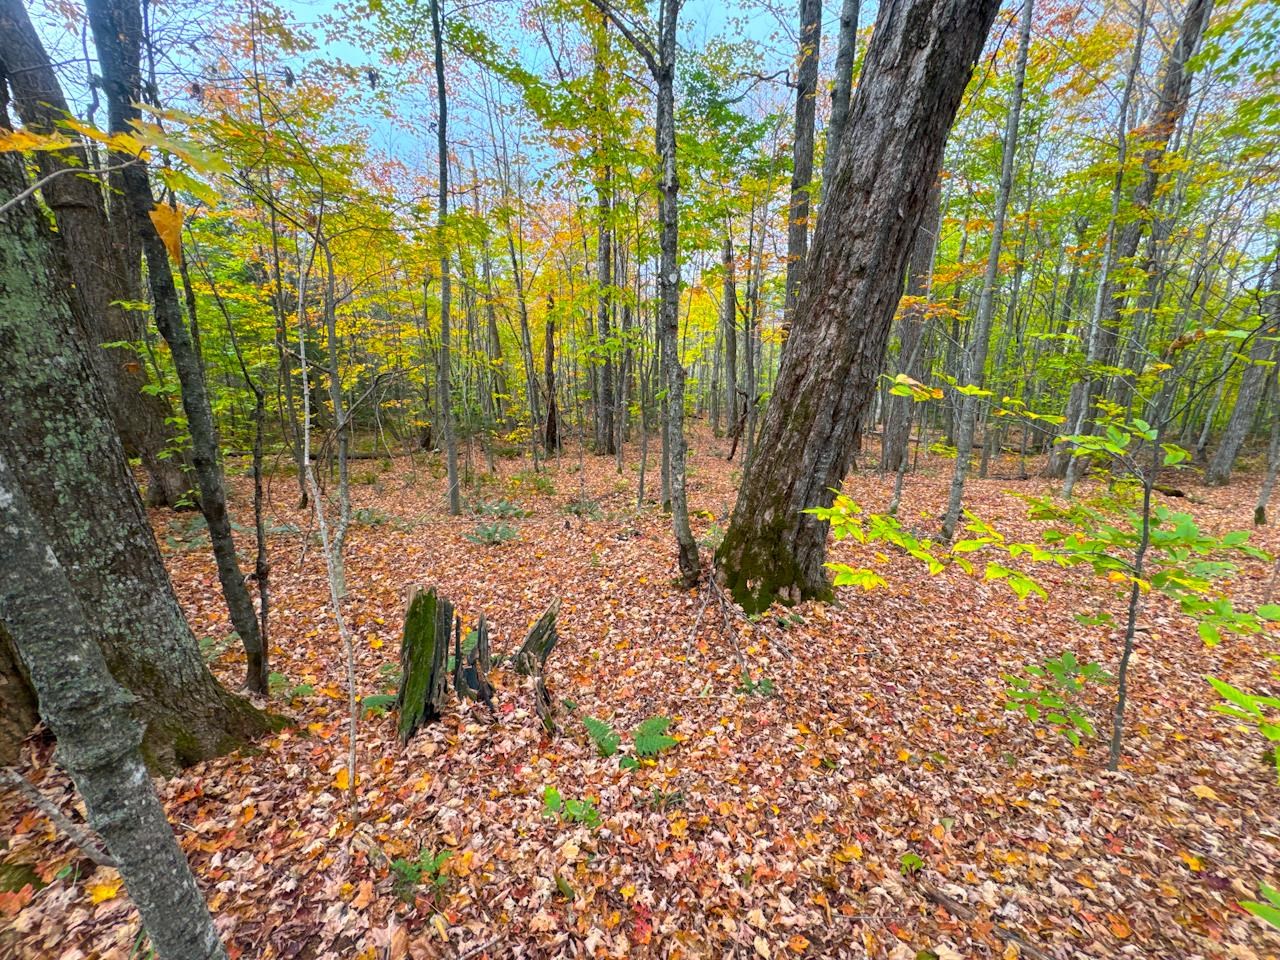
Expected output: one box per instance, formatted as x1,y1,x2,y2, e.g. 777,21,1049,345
583,716,620,757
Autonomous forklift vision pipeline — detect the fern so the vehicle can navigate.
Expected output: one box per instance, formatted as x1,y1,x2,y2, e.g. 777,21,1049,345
583,716,620,757
633,715,677,757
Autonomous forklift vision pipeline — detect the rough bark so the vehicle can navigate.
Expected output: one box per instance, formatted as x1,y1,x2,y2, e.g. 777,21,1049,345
0,449,228,960
1206,252,1280,485
784,0,822,327
717,0,1002,612
820,0,860,208
86,0,269,693
0,0,191,508
0,152,269,770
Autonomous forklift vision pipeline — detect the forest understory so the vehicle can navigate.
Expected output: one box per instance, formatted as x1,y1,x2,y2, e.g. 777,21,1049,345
3,432,1278,960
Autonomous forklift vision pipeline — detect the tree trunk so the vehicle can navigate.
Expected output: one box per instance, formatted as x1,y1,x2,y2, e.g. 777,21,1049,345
544,310,559,453
0,152,270,771
881,179,942,474
717,0,1002,612
431,0,462,516
1207,250,1280,485
0,449,228,960
820,0,860,208
0,0,191,508
86,0,269,693
940,0,1033,539
784,0,822,329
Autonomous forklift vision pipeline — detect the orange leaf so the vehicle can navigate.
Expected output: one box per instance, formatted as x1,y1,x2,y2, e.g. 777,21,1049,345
149,203,183,260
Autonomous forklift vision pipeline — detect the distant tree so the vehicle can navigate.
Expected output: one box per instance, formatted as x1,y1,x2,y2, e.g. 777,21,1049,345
717,0,1002,612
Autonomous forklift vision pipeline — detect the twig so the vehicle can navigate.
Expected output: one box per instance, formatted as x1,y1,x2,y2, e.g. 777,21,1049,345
456,934,502,959
921,880,1059,960
0,767,116,868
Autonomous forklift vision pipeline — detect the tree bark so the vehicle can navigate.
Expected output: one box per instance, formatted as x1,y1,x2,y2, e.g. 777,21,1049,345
820,0,860,208
0,0,191,508
0,449,228,960
0,152,270,770
1206,250,1280,485
784,0,823,329
717,0,1001,612
86,0,269,693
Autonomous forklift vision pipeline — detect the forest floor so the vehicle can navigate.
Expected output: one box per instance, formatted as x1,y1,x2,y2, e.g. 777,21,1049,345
3,428,1280,960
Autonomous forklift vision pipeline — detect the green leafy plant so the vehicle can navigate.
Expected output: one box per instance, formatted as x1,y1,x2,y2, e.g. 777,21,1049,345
583,716,621,757
466,521,518,546
541,786,600,828
1003,651,1111,746
1243,883,1280,930
579,714,678,767
361,694,397,717
352,507,390,526
1207,673,1280,779
563,498,602,519
510,470,555,496
900,852,924,875
389,848,451,903
468,497,530,519
735,670,776,697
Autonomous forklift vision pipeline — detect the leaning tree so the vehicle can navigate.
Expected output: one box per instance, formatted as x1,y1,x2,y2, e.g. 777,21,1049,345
716,0,1003,612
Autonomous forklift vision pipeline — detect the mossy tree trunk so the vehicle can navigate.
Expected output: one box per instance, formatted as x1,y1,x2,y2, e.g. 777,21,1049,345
0,0,192,508
397,587,453,744
0,449,227,960
0,152,270,771
716,0,1002,613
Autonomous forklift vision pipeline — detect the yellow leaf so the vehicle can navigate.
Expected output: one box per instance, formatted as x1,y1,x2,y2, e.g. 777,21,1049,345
1190,784,1219,801
148,204,183,261
0,128,76,153
431,913,449,940
1178,850,1203,872
620,883,636,900
86,873,123,904
333,767,351,790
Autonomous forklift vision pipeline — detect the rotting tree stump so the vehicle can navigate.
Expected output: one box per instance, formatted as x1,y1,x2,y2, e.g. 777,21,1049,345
396,586,452,744
514,600,560,732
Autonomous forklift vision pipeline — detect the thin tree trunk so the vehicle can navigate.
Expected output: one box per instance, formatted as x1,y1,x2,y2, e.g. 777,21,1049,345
86,0,269,693
784,0,822,330
820,0,860,209
431,0,461,515
940,0,1034,539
